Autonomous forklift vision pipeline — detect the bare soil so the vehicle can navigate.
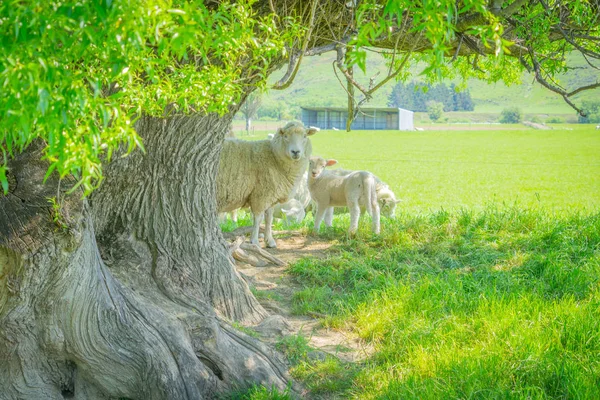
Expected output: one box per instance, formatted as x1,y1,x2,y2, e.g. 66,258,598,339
234,232,374,362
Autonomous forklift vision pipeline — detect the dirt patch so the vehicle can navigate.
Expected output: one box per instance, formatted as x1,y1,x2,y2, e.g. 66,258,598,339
235,233,374,362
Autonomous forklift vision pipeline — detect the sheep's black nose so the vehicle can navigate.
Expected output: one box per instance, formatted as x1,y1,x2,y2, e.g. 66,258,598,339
291,150,300,158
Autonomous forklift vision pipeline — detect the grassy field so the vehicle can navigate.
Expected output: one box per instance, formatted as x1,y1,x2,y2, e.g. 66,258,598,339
235,125,600,214
225,126,600,399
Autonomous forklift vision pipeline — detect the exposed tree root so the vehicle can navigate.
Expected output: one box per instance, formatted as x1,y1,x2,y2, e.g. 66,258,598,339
226,235,286,267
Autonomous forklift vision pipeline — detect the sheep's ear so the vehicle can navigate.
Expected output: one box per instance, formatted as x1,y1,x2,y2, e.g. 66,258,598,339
277,127,285,135
394,199,403,204
307,126,320,136
326,159,337,166
267,133,275,139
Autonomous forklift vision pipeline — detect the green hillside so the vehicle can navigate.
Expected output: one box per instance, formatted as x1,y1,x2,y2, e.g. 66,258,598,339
260,52,599,118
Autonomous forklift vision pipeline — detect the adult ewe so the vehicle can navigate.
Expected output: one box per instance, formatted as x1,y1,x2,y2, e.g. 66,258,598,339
217,121,318,247
308,157,380,235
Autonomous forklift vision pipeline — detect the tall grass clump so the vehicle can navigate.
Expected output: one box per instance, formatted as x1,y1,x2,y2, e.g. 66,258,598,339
288,207,600,399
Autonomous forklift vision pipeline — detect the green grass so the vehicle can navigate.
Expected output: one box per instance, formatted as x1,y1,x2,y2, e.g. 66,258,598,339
287,209,600,399
224,127,600,398
310,125,600,214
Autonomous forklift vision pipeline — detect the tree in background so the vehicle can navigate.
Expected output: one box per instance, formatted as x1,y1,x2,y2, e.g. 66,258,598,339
240,93,262,134
388,81,475,112
578,101,600,123
499,107,524,123
450,83,475,112
427,101,445,122
1,0,599,398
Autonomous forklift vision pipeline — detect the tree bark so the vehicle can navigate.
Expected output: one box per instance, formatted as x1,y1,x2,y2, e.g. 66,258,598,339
0,113,294,399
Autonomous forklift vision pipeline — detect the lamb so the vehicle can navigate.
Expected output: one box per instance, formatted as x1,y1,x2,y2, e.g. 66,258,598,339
308,156,380,235
217,121,318,247
596,125,600,130
270,171,311,225
328,169,401,218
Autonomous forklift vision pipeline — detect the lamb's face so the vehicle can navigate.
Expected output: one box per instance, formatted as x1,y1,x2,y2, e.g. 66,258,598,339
379,193,401,218
309,157,337,179
379,198,397,218
276,122,318,161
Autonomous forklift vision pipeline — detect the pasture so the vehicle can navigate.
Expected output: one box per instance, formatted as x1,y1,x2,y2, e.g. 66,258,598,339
237,124,600,213
226,124,600,399
311,125,600,214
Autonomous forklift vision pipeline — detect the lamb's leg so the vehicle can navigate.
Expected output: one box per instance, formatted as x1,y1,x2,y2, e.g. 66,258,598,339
231,209,238,223
313,203,327,233
370,200,381,234
324,207,334,227
264,207,277,248
251,211,264,246
348,201,361,235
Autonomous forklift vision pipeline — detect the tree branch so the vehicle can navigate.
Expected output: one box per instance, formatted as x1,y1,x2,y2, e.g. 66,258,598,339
272,0,319,90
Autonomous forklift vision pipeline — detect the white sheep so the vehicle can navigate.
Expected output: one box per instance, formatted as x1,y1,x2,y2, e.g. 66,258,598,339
270,171,312,225
328,169,401,218
272,199,306,225
217,121,318,247
596,125,600,130
308,157,380,235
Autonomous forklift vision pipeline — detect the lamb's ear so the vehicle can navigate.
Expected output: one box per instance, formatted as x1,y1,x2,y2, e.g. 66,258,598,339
394,199,403,204
307,126,320,136
326,159,337,167
277,127,285,135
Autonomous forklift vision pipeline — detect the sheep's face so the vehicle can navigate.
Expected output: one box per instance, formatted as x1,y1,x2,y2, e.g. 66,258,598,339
309,157,337,179
379,198,397,218
276,122,318,161
379,195,401,218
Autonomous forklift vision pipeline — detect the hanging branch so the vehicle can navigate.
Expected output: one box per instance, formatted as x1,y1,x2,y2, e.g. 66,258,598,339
521,50,599,117
272,0,319,90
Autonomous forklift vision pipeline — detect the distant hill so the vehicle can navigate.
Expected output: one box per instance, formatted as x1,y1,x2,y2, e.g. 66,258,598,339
256,52,598,118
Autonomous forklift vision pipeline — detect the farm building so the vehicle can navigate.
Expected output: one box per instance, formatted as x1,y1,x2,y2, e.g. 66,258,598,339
300,106,414,131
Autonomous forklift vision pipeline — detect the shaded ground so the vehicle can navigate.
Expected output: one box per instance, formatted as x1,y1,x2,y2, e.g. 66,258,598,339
235,233,374,363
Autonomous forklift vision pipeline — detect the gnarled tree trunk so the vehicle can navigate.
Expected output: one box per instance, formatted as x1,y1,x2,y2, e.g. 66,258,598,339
0,112,294,399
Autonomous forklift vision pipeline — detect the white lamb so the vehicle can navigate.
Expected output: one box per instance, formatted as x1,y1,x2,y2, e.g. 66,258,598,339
328,169,401,218
217,121,318,247
308,157,380,235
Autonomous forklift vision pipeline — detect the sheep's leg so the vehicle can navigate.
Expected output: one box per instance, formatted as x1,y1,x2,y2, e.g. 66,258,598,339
348,201,361,235
251,211,264,246
264,207,277,248
313,203,327,233
231,209,238,223
370,200,381,234
324,207,334,227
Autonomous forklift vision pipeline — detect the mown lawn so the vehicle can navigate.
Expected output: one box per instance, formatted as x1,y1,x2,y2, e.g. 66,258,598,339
224,126,600,399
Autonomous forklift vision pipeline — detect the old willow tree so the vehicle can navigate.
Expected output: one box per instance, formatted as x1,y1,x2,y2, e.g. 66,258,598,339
0,0,598,398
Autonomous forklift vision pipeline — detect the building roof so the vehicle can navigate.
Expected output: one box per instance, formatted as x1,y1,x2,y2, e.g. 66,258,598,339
301,106,412,113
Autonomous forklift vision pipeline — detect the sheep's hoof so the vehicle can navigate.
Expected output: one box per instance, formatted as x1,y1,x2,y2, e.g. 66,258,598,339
266,240,277,248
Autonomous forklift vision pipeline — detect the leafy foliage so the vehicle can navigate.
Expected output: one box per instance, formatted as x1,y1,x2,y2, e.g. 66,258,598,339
0,0,299,194
349,0,514,81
